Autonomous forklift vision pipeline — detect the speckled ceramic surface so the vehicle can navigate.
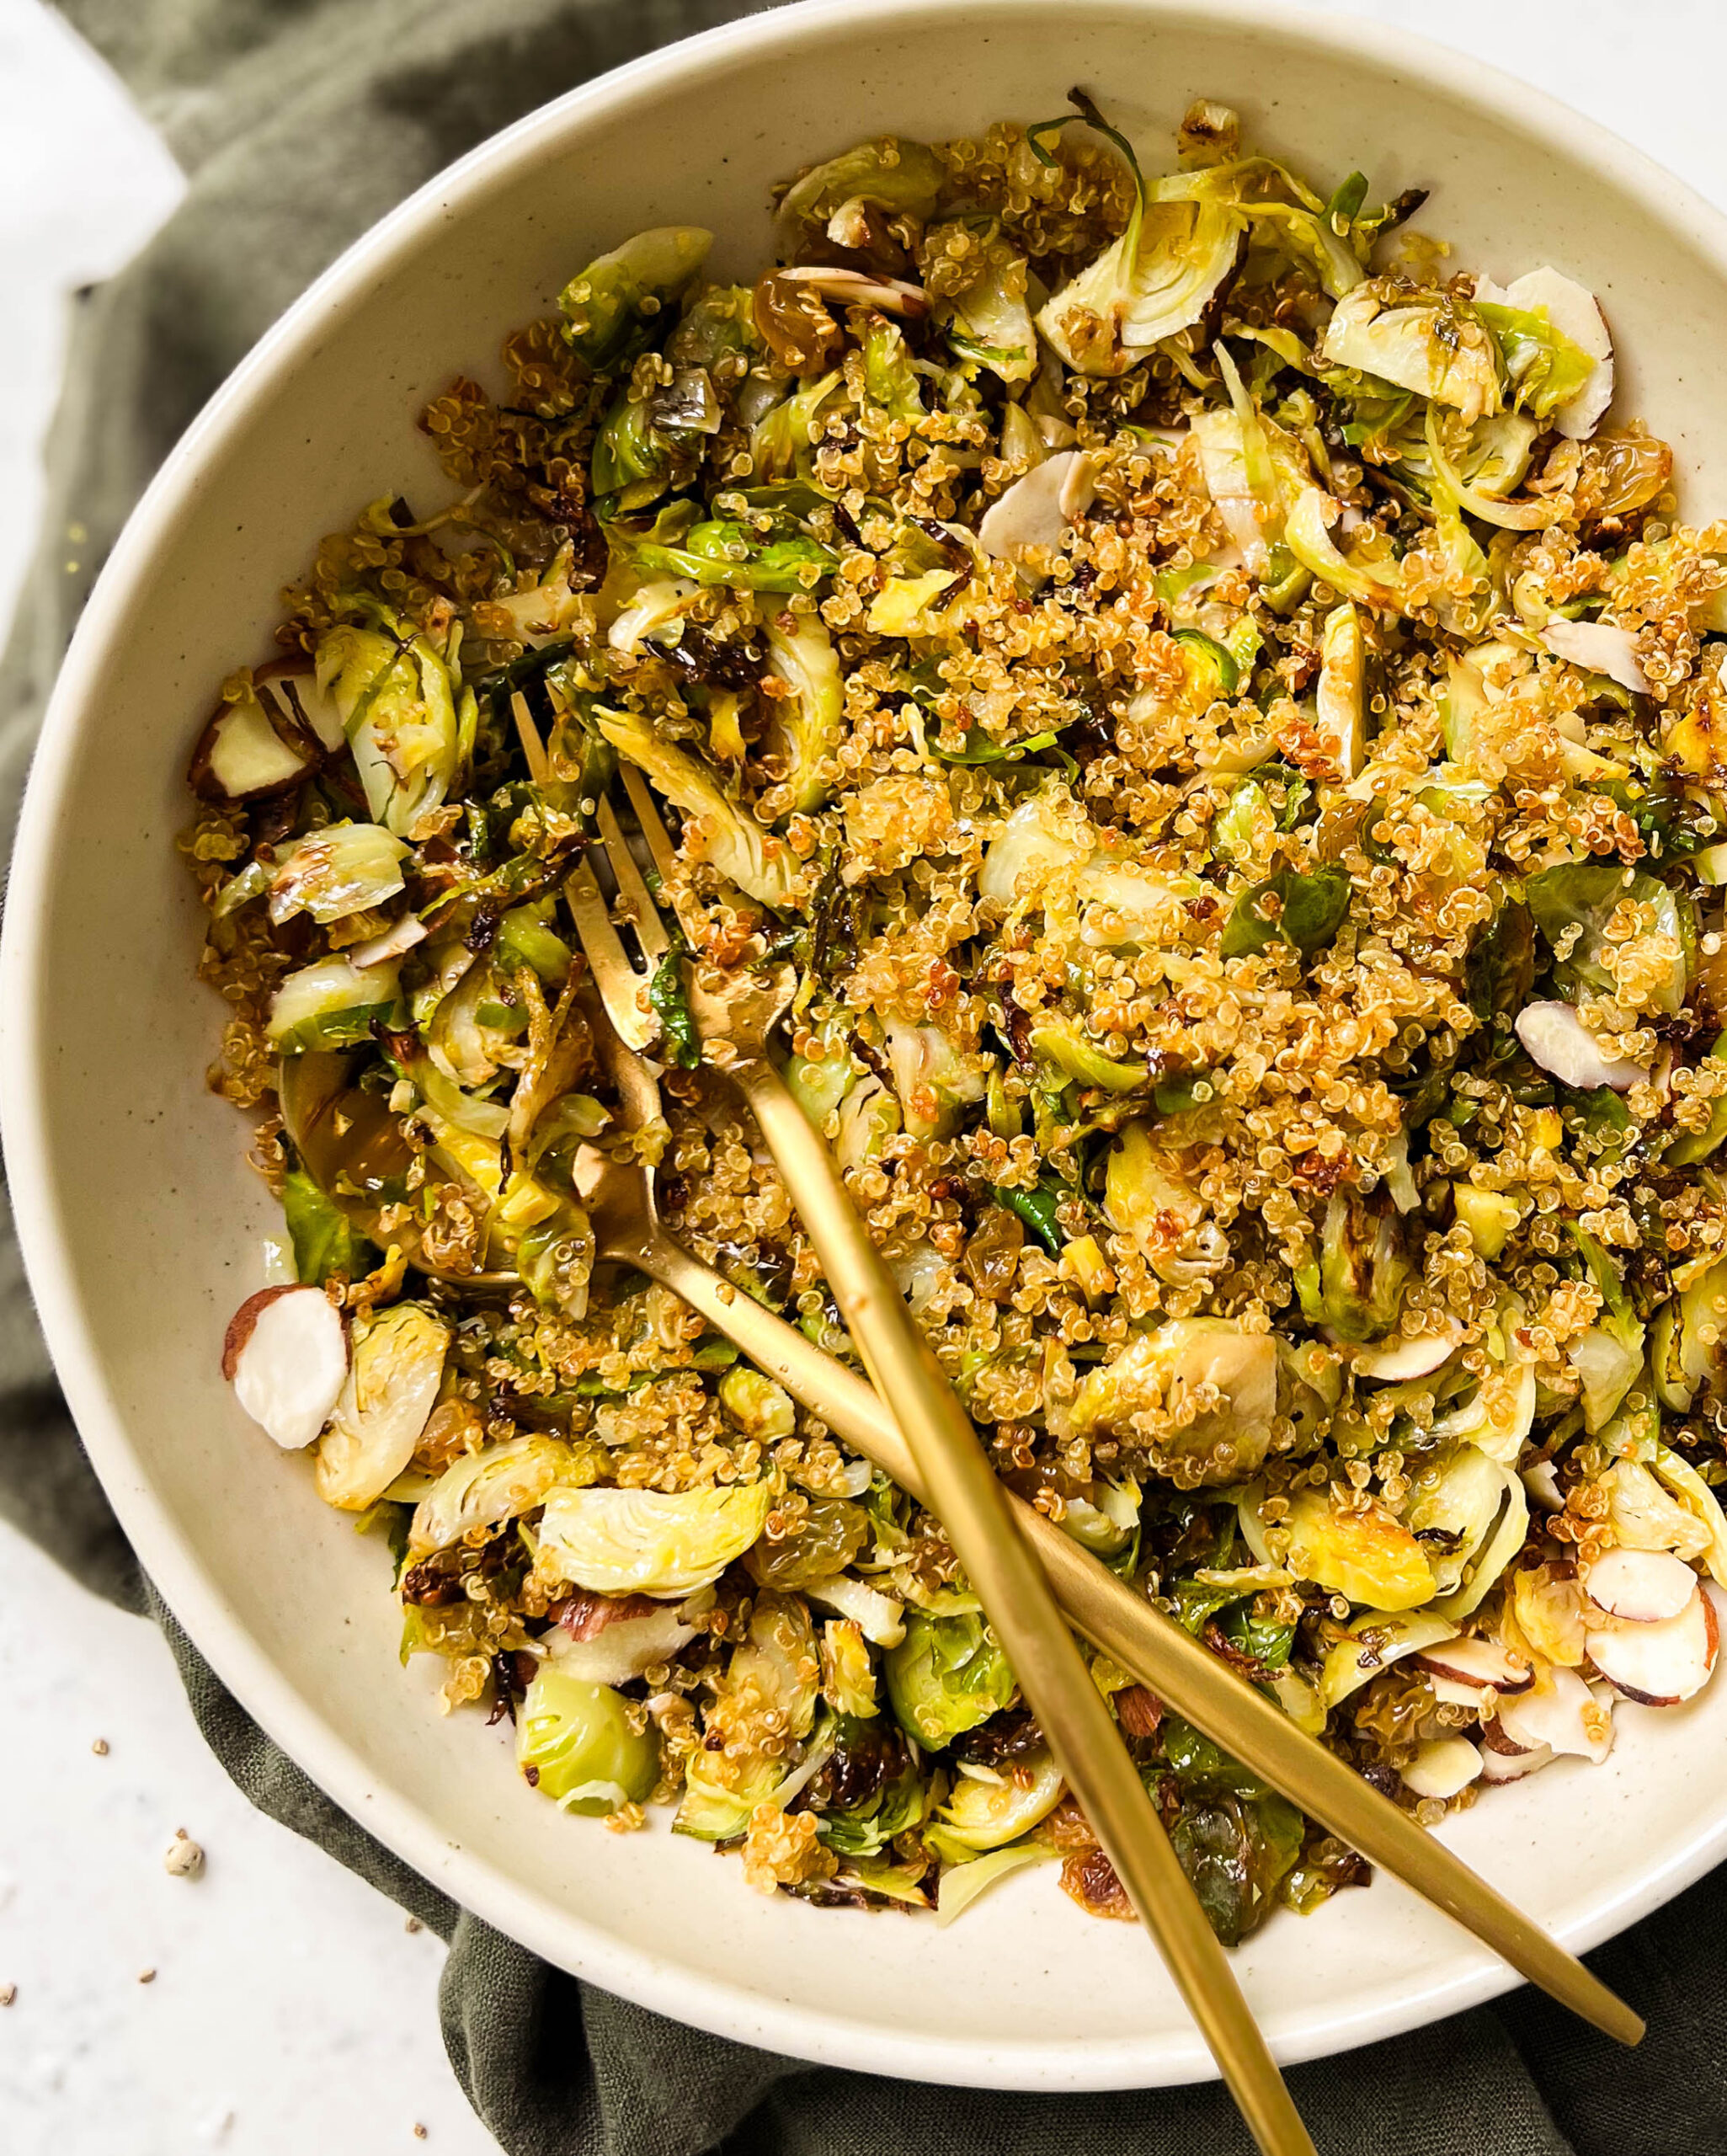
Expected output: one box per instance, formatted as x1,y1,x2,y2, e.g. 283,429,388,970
8,0,1727,2091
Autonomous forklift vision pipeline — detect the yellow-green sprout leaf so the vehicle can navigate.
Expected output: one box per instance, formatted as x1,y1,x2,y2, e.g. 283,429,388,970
267,822,408,926
1316,1611,1458,1710
717,1366,797,1442
1651,1445,1727,1590
1405,1445,1514,1598
868,570,961,637
763,616,845,811
1427,1464,1527,1622
1028,1014,1148,1092
675,1593,819,1838
934,226,1038,384
408,1433,600,1557
315,624,459,837
1284,486,1402,612
315,1303,450,1512
1314,602,1365,778
1069,1321,1277,1483
1570,1326,1644,1435
886,1020,993,1138
774,136,944,253
1104,1124,1227,1289
1652,1258,1727,1412
675,1749,786,1842
1452,1185,1519,1258
517,1669,658,1814
1320,282,1502,423
592,704,797,908
926,1749,1064,1860
558,226,712,368
1038,168,1245,376
267,953,402,1055
1666,1033,1727,1166
536,1481,770,1598
821,1618,880,1719
935,1840,1057,1927
1277,1486,1435,1611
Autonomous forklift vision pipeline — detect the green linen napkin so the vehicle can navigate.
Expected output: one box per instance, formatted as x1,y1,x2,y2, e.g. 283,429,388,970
0,4,1719,2149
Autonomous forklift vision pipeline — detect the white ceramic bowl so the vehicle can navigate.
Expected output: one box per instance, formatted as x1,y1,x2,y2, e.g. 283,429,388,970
8,0,1727,2091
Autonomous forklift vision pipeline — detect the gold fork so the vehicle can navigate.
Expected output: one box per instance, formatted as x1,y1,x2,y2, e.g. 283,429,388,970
568,778,1318,2154
571,975,1642,2048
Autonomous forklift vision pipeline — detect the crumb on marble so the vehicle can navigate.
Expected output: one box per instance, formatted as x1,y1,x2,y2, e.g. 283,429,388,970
163,1830,205,1881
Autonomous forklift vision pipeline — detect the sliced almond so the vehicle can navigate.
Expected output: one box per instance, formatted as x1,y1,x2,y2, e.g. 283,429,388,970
1429,1674,1490,1710
1352,1322,1463,1382
1479,1739,1554,1783
1522,1460,1564,1512
1513,1001,1647,1091
1587,1585,1718,1705
188,691,320,803
1541,619,1649,695
1582,1546,1699,1625
349,914,429,969
979,450,1091,566
1497,1663,1614,1762
777,265,928,318
1416,1636,1534,1694
224,1285,349,1452
1400,1737,1482,1801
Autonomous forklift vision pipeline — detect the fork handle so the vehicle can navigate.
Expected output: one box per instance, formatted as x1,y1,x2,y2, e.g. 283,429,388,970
722,1055,1316,2155
632,1216,1640,2051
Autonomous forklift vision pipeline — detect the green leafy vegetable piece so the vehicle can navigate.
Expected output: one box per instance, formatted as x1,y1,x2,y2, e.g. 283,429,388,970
885,1610,1015,1753
1220,866,1350,958
1474,300,1596,421
648,937,699,1070
558,227,712,369
282,1165,376,1284
1526,860,1687,1013
517,1669,659,1814
1294,1189,1410,1343
1170,627,1239,698
994,1182,1067,1256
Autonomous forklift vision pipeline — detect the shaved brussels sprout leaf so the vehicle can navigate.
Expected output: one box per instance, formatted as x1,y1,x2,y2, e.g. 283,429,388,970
558,227,713,369
518,1669,658,1815
282,1165,376,1285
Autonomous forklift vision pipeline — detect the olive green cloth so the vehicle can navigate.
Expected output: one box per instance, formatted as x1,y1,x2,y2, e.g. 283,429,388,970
0,4,1717,2150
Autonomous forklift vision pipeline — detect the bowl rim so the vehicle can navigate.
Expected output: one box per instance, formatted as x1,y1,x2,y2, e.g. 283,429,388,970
8,0,1727,2089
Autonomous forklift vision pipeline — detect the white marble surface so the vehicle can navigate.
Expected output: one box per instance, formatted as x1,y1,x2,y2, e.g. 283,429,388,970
4,0,1727,2149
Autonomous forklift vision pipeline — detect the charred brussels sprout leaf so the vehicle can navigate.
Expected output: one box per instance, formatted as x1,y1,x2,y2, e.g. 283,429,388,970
885,1610,1016,1752
1467,899,1536,1052
1168,1790,1304,1947
806,1715,926,1855
1220,866,1350,958
1295,1189,1410,1342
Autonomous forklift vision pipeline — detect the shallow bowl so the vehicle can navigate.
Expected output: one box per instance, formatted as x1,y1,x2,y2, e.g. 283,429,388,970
8,0,1727,2089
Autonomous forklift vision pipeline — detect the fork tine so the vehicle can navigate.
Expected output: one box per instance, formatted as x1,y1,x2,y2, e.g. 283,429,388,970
584,980,665,1135
595,795,671,965
618,762,680,886
564,857,657,1052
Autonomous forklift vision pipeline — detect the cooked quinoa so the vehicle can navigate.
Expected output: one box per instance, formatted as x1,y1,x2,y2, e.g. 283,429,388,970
193,96,1727,1940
